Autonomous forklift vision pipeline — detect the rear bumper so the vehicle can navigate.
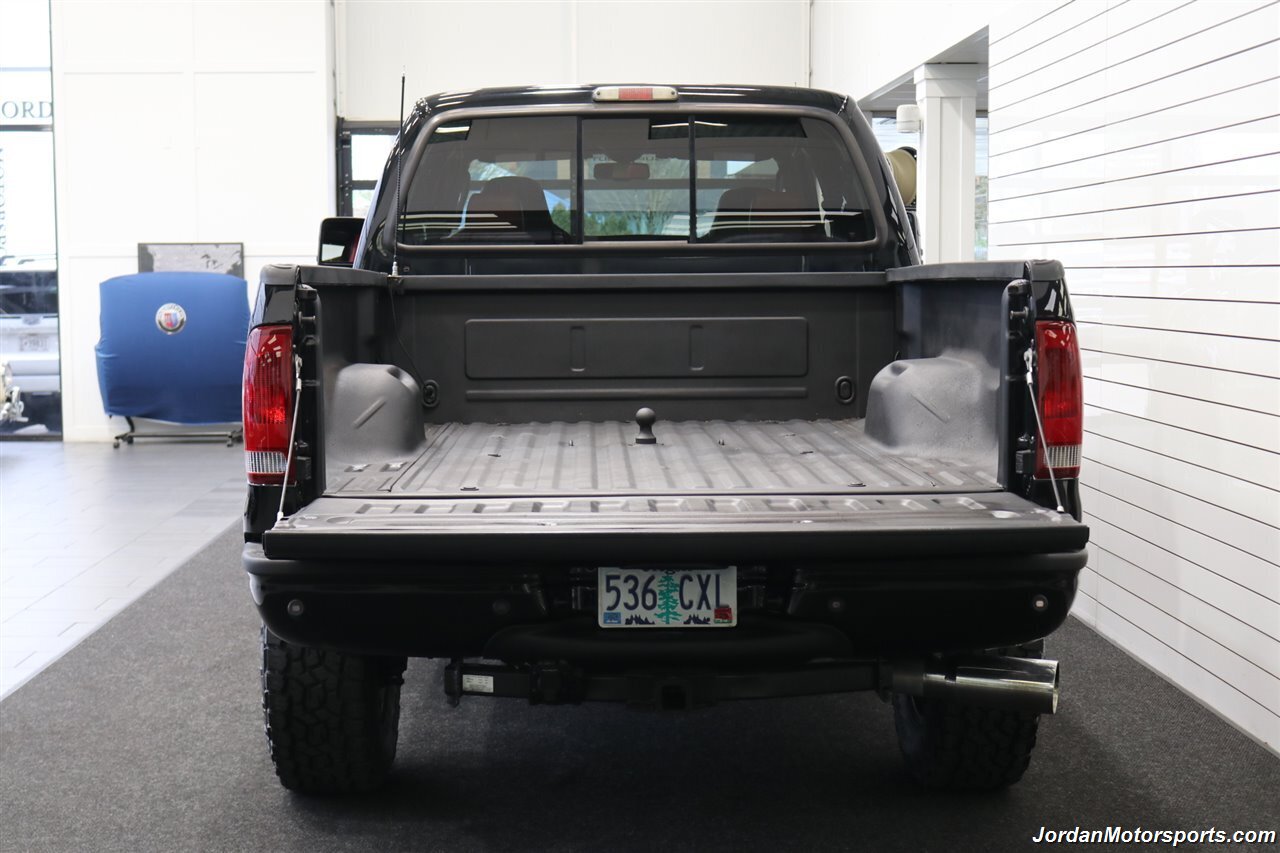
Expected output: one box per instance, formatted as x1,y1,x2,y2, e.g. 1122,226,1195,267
244,543,1085,661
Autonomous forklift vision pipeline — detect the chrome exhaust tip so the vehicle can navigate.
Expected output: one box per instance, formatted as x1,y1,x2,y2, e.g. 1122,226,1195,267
892,655,1059,715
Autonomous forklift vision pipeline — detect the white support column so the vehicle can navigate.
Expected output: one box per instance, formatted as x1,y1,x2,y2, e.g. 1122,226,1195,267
914,64,980,263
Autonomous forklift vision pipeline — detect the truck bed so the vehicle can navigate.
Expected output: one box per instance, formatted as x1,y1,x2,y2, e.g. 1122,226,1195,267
260,416,1091,566
326,417,999,497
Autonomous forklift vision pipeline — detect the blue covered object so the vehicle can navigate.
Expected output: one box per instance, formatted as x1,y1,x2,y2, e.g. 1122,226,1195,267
95,272,249,424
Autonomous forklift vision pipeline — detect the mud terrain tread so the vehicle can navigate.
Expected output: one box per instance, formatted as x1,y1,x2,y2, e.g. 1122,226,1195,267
261,627,406,794
893,695,1040,790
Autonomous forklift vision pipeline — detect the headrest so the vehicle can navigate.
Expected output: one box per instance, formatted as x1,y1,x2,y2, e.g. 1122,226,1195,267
471,176,548,213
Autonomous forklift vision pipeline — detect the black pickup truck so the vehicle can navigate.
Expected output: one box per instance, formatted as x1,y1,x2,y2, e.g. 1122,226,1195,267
241,84,1088,794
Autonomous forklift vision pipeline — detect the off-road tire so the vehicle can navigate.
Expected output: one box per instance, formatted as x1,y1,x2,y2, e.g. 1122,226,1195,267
261,626,407,794
892,695,1041,790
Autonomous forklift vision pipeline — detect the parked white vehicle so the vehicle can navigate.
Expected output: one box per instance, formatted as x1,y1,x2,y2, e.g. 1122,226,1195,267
0,361,26,425
0,257,60,430
0,312,59,391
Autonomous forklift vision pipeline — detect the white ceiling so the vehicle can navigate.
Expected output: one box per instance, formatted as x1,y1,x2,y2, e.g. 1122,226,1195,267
857,28,989,114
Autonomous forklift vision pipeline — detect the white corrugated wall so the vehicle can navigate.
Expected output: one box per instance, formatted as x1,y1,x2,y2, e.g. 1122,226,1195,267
987,0,1280,750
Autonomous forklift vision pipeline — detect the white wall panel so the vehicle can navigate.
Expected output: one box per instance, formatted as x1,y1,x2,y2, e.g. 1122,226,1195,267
1081,553,1101,601
1087,518,1280,636
991,0,1280,751
1085,433,1278,527
992,2,1279,129
55,73,197,252
998,229,1280,267
993,51,1280,160
1073,559,1100,622
1093,596,1280,748
339,0,809,120
51,255,136,442
987,0,1109,83
992,1,1271,110
51,0,335,441
192,1,329,72
1071,584,1099,624
1078,322,1279,377
1083,351,1280,416
993,77,1280,177
339,1,575,120
990,0,1185,94
989,151,1280,220
1083,487,1279,597
193,73,330,249
577,2,809,86
52,0,195,72
993,191,1280,245
1074,294,1280,339
989,0,1080,52
1085,405,1279,489
1085,377,1278,453
990,114,1280,200
1096,546,1279,673
810,0,1012,103
1066,266,1280,303
1088,457,1280,565
1097,576,1280,710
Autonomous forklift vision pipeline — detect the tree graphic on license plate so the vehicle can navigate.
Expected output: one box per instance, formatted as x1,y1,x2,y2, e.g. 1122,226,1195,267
654,570,682,624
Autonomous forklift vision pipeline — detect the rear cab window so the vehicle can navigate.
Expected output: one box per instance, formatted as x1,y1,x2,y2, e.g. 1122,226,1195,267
398,112,874,246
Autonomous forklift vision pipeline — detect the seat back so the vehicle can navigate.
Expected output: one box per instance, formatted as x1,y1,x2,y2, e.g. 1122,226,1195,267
464,176,564,242
95,272,248,423
708,187,808,239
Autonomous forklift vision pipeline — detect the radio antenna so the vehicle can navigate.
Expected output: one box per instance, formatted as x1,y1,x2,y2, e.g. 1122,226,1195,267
386,71,425,396
390,70,406,277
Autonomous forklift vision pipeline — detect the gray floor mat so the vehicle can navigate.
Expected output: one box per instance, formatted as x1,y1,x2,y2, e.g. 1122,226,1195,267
1,524,1276,852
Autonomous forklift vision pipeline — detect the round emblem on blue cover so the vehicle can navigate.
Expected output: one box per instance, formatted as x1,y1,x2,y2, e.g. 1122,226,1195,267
155,303,187,334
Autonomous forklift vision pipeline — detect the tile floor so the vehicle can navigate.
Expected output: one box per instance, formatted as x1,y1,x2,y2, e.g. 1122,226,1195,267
0,439,244,698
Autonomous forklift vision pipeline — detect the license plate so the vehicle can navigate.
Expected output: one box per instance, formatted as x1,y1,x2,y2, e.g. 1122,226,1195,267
20,335,48,352
597,566,737,628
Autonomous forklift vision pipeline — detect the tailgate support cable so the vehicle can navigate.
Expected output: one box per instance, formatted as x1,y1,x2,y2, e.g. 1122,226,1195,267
1023,348,1065,514
276,353,304,525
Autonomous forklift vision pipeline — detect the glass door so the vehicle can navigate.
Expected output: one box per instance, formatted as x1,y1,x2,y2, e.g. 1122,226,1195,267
0,0,60,437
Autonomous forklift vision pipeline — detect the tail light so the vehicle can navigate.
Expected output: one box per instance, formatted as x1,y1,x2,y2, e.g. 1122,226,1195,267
243,324,294,485
1035,320,1082,479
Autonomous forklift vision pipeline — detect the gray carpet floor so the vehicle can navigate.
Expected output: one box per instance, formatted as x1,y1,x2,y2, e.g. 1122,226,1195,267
1,523,1277,852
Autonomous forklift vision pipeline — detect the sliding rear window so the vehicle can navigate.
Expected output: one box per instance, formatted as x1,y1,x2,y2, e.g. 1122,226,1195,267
401,116,577,245
398,113,872,245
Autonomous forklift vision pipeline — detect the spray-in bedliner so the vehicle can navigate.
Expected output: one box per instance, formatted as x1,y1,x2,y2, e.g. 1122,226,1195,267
326,418,998,497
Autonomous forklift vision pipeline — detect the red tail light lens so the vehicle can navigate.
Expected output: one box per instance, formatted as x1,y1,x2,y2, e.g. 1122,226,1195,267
591,85,678,102
1035,320,1082,479
242,324,294,485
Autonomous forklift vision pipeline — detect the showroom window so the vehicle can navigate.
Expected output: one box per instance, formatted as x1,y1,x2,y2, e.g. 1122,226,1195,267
337,119,397,218
0,0,60,437
871,114,988,259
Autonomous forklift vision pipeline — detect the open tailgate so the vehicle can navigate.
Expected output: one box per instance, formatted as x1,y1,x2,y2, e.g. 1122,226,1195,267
262,491,1088,564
